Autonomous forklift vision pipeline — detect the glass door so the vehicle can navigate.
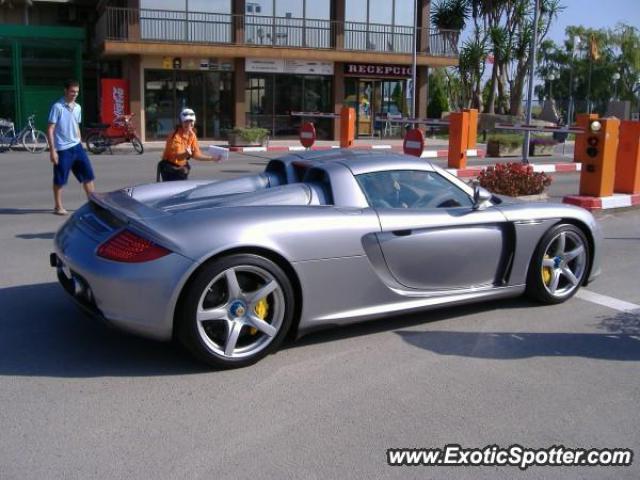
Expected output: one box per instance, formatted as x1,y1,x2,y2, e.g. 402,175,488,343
357,79,383,137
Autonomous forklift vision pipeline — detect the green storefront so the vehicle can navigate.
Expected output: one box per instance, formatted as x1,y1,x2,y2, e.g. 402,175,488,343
0,25,84,132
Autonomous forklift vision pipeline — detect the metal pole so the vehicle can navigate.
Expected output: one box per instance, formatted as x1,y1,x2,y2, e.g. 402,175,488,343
586,57,593,113
522,0,540,164
411,0,417,118
567,67,574,124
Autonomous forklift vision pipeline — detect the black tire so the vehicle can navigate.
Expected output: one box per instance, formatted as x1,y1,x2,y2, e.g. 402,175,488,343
86,132,107,154
526,224,590,304
177,254,295,369
131,136,144,154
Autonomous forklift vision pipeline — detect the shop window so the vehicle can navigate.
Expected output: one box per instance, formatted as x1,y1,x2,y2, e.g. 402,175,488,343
246,73,331,139
22,46,75,87
0,45,12,85
145,69,232,140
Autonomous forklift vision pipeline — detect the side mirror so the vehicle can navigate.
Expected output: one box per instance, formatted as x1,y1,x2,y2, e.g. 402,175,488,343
473,185,492,210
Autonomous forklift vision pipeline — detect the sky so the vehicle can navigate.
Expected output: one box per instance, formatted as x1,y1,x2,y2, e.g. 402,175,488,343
546,0,640,43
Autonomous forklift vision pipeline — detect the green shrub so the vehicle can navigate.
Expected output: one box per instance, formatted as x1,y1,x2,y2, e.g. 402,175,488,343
487,133,556,149
487,133,523,149
230,127,269,143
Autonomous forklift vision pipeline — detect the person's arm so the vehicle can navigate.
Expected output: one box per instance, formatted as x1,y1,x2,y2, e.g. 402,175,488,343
190,136,221,162
75,106,82,141
47,124,57,164
47,104,59,164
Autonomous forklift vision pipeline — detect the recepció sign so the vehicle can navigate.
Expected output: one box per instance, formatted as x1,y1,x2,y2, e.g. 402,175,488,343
344,63,412,78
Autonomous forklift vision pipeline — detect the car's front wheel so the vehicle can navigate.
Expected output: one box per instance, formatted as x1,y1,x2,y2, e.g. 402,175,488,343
178,254,295,368
526,224,590,304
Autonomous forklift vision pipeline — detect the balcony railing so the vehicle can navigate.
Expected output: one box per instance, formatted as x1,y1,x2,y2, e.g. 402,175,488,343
97,7,459,57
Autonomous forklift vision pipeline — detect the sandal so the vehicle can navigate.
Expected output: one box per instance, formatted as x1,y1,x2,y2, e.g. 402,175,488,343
53,207,69,216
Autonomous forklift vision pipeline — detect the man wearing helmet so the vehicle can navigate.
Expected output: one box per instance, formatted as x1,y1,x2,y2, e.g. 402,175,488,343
158,108,224,181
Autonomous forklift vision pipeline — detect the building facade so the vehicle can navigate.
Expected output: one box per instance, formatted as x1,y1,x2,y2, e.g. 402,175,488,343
0,0,99,132
96,0,459,141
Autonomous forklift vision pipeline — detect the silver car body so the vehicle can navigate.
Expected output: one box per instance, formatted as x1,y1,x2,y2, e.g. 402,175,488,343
53,150,602,340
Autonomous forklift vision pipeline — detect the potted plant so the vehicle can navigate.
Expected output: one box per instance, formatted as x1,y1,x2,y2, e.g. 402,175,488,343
227,127,269,147
486,133,522,157
529,136,558,156
477,162,552,199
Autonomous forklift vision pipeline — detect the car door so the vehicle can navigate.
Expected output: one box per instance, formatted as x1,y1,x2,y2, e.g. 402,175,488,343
358,169,511,291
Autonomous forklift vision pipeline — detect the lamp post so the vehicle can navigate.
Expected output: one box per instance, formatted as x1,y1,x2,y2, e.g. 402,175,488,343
522,0,540,164
567,36,580,124
612,72,621,100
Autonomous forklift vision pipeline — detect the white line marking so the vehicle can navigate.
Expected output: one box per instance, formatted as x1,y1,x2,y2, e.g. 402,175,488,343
575,289,640,312
532,164,556,172
371,144,393,149
601,194,632,209
242,147,267,152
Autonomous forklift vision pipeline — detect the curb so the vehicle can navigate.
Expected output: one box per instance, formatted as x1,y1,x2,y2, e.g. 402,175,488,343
563,193,640,211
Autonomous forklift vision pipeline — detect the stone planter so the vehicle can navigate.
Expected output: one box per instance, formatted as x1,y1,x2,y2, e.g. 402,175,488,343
513,192,549,202
226,132,268,147
528,142,556,156
487,140,521,157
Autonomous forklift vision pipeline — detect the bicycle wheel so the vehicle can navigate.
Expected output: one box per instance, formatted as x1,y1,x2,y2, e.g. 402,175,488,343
131,136,144,154
86,132,107,154
0,128,9,152
22,129,49,153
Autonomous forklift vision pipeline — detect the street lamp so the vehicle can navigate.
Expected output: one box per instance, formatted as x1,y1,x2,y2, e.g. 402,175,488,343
612,72,621,100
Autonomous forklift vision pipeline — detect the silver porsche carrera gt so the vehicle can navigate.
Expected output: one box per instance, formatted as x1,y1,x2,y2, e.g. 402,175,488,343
51,150,601,368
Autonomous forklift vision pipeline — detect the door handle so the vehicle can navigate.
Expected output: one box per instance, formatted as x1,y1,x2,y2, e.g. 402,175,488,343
391,229,412,236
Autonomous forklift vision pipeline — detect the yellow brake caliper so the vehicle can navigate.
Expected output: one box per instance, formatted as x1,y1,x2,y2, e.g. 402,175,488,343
250,297,269,335
542,255,552,285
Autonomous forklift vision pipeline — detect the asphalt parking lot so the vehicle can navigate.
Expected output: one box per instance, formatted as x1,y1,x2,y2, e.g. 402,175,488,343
1,147,638,479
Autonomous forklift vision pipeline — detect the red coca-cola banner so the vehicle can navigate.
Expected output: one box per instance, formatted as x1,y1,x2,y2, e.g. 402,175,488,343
100,78,130,124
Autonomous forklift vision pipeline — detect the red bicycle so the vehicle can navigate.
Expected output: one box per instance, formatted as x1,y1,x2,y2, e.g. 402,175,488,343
85,113,144,154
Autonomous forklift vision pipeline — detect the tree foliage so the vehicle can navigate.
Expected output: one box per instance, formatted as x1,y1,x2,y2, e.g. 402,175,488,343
437,0,563,115
535,23,640,118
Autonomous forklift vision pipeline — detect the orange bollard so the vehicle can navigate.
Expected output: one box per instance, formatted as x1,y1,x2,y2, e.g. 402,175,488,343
340,106,355,148
579,118,619,197
448,111,469,169
464,108,478,149
614,120,640,194
574,113,599,163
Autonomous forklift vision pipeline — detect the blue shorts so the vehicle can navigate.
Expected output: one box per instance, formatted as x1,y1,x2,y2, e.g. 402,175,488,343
53,143,95,186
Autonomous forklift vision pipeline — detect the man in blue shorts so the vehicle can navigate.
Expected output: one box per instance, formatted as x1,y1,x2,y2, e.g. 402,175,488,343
47,79,95,215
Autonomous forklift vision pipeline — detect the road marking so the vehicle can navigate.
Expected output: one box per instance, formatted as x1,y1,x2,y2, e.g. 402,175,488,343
576,289,640,312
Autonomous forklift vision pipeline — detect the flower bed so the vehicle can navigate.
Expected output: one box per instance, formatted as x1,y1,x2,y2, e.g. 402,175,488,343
477,162,552,197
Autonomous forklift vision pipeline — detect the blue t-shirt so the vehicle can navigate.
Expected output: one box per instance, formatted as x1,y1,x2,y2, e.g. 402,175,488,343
48,98,81,151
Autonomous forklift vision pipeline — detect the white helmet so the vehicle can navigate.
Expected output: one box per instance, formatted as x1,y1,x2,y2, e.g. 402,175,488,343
180,108,196,123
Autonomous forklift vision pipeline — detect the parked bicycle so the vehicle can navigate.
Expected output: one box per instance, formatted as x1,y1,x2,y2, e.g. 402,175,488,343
0,114,49,153
85,113,144,154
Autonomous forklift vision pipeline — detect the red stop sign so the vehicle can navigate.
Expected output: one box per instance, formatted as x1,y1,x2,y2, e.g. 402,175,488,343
403,128,425,157
300,121,317,149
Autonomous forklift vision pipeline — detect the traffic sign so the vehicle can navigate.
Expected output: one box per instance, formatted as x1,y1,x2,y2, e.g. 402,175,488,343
300,121,316,149
403,128,424,157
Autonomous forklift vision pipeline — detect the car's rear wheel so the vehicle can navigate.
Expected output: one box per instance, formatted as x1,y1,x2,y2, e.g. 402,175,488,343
526,224,589,304
178,254,295,368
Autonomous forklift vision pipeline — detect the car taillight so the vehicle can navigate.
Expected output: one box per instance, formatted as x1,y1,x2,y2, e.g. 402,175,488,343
97,229,171,263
